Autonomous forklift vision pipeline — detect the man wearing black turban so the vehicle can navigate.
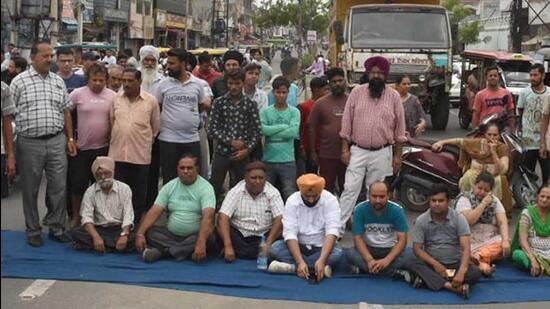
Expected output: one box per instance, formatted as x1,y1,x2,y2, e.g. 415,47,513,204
211,50,245,99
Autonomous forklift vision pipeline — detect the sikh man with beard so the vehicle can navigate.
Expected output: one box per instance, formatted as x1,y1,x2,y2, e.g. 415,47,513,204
139,45,164,93
139,45,165,209
70,156,135,253
346,181,410,278
338,56,406,234
152,48,205,184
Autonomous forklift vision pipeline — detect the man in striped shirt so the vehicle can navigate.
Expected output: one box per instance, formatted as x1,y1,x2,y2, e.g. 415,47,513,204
10,41,77,247
339,56,407,233
217,161,284,261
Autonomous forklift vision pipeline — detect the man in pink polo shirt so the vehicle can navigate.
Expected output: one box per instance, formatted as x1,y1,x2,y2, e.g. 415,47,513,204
472,66,516,131
339,56,407,233
68,63,116,227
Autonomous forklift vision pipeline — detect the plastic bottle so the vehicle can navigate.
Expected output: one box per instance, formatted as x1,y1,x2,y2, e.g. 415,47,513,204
257,235,268,270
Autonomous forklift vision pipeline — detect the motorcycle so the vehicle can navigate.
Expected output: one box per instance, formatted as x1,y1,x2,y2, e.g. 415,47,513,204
395,114,539,212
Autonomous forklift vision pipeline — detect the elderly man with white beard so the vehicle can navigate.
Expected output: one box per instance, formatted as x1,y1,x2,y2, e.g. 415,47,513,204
139,45,165,213
139,45,164,94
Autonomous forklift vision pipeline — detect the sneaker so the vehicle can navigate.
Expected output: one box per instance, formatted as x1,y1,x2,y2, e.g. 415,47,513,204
393,269,414,283
267,261,296,274
349,265,360,274
142,248,163,263
324,265,333,278
27,235,44,247
48,232,71,243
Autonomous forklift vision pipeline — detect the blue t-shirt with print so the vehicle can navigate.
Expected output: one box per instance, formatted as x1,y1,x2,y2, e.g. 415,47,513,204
352,201,408,248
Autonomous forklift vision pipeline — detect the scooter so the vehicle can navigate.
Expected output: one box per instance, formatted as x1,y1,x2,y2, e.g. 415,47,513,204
395,114,539,212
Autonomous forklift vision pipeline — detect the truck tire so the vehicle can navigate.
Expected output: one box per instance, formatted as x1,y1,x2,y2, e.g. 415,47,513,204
430,89,449,130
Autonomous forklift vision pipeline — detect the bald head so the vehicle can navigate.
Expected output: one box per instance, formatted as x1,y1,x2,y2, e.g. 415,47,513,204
369,181,389,211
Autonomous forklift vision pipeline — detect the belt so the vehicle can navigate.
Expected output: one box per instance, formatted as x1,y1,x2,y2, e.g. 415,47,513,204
353,143,391,151
33,131,63,140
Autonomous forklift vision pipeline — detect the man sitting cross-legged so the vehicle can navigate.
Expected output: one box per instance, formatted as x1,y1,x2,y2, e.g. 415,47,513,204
345,181,410,278
135,154,219,263
70,156,135,253
404,184,481,299
217,161,284,261
267,174,342,283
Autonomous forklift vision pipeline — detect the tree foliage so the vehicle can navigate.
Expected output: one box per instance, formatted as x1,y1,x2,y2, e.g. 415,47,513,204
442,0,480,49
253,0,330,43
460,20,482,45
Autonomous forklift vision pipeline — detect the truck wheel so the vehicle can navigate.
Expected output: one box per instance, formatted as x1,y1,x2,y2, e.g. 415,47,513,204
399,180,430,212
458,107,471,130
430,90,449,130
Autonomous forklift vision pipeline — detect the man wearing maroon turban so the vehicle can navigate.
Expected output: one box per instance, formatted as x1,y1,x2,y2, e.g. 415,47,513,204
338,55,407,234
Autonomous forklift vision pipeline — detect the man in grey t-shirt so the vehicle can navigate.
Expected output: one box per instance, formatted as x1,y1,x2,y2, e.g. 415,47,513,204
404,184,481,299
151,48,205,184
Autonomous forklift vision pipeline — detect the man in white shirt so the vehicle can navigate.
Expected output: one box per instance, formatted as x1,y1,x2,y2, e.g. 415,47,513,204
70,156,135,253
217,161,284,261
102,49,117,67
267,174,342,282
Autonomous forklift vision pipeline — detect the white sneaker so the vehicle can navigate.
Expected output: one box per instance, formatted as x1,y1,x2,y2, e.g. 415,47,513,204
324,265,333,278
268,261,296,274
349,264,360,275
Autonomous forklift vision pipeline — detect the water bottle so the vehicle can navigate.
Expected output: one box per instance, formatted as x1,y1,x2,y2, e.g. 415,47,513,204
257,235,268,270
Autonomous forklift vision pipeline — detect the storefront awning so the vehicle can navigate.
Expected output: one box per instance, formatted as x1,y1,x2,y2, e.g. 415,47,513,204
62,18,78,32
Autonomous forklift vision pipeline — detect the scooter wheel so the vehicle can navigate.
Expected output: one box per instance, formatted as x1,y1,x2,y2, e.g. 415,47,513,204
400,180,430,212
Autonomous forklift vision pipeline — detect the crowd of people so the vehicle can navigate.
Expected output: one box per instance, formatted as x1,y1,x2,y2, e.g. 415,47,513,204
1,41,549,300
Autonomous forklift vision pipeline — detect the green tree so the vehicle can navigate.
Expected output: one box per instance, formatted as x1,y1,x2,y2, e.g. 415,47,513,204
460,20,482,45
253,0,330,54
443,0,480,51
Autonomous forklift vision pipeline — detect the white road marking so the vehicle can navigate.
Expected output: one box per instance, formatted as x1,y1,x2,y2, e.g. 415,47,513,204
359,302,384,309
19,279,56,301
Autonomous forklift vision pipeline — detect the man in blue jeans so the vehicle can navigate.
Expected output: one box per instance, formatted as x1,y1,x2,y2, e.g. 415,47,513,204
268,174,342,282
260,77,300,201
346,181,410,278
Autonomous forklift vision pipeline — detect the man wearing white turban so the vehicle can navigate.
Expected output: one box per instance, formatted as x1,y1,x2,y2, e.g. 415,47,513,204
70,156,135,253
139,46,165,213
139,45,164,93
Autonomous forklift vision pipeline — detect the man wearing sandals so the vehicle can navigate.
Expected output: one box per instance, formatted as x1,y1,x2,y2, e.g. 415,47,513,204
404,184,481,298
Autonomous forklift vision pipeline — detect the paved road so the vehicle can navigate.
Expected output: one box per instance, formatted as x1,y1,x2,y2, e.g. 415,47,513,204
1,52,547,308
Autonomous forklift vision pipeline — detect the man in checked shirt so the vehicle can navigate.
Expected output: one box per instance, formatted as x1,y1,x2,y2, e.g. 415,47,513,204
217,161,284,261
339,56,407,233
10,41,77,247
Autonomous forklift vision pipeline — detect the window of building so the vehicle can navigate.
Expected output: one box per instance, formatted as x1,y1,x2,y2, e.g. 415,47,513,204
136,0,143,14
144,0,151,16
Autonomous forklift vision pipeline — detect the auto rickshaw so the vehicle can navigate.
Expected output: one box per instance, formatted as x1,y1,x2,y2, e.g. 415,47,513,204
458,51,532,129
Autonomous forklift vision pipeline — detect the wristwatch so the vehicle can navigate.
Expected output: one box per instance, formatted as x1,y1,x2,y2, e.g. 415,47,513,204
119,231,129,237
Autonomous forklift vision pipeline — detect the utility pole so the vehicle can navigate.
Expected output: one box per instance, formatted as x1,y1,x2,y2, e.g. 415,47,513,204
184,0,190,49
225,0,229,47
50,0,59,45
297,0,303,61
511,0,522,53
